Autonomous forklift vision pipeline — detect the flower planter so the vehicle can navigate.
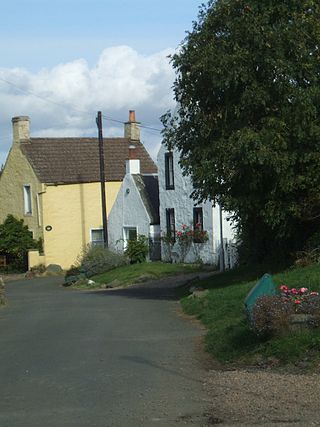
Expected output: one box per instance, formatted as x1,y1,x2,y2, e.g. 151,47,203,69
289,314,316,333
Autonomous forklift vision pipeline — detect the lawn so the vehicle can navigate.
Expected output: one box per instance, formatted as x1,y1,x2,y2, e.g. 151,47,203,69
73,261,210,289
181,263,320,369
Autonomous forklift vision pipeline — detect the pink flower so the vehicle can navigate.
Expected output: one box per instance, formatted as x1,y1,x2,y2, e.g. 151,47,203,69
182,224,187,230
299,287,308,293
280,285,289,292
310,292,319,296
294,300,301,304
177,231,182,237
290,288,299,295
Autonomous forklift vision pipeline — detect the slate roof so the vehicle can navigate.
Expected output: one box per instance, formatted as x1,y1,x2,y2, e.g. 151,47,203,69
133,175,160,225
20,138,157,184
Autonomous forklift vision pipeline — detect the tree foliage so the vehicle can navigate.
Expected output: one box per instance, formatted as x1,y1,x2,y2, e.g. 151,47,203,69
162,0,320,261
0,215,40,268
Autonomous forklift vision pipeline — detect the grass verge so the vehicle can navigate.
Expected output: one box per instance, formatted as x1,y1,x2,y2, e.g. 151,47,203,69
72,261,211,289
181,263,320,369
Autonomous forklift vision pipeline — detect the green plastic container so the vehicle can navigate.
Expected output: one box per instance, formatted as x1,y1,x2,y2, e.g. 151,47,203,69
244,273,277,319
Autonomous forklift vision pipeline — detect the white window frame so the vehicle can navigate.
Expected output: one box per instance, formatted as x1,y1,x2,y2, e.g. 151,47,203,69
23,184,32,215
123,226,138,249
90,228,104,247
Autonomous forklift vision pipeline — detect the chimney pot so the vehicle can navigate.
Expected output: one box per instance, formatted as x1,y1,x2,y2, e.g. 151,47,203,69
124,110,140,141
129,110,136,123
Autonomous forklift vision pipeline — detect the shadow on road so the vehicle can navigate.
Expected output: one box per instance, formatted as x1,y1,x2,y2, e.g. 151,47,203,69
86,285,180,301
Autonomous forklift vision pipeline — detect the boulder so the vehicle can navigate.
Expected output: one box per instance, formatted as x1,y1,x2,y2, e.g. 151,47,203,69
46,264,64,275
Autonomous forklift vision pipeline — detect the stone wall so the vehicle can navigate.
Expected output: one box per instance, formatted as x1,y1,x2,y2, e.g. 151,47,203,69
0,145,43,240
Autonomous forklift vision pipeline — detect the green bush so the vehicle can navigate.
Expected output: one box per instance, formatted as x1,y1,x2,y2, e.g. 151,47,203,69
0,215,41,271
124,235,149,264
252,295,294,336
69,244,128,278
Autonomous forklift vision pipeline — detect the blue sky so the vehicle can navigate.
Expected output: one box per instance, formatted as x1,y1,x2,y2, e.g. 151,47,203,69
1,0,200,70
0,0,203,165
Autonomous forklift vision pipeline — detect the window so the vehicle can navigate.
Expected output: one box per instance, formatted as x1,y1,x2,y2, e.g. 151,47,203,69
123,227,137,248
91,229,104,246
165,152,174,190
193,207,204,243
23,185,32,215
166,208,175,240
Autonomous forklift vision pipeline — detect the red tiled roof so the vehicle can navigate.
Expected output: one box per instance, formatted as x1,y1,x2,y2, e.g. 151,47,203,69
21,138,157,184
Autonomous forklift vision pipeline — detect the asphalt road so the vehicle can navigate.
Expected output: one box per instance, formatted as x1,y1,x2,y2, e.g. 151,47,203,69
0,277,209,427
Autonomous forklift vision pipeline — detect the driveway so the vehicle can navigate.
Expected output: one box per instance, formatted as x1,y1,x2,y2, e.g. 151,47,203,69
0,277,209,427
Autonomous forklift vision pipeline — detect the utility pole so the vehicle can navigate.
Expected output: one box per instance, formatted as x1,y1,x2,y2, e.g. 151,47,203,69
219,205,225,272
96,111,108,247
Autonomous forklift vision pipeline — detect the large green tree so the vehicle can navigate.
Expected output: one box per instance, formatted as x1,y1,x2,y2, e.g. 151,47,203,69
162,0,320,261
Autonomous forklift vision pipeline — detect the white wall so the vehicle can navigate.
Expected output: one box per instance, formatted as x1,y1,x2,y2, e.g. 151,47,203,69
157,145,236,265
157,145,216,264
108,174,151,252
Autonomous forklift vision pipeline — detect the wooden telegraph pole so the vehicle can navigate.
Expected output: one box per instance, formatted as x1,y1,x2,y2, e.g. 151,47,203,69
96,111,108,247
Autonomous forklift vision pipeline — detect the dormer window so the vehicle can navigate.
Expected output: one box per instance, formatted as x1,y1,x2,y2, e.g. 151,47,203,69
165,152,174,190
23,185,32,215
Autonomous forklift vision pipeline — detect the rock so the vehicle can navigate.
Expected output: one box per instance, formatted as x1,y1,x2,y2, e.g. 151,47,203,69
25,270,36,279
188,289,210,299
87,279,95,285
46,264,63,275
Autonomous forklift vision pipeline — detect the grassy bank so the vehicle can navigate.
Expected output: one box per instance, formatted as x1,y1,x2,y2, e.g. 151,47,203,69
181,263,320,368
72,261,210,289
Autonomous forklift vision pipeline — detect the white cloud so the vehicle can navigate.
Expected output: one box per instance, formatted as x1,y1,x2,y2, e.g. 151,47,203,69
0,45,176,165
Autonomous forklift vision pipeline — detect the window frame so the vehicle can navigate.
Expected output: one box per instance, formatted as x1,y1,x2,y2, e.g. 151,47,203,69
164,152,175,190
23,184,32,216
123,226,138,249
90,228,105,247
165,208,175,241
193,207,204,243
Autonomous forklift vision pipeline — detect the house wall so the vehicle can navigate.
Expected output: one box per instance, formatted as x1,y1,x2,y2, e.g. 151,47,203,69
0,145,43,240
108,174,151,252
40,181,121,269
157,145,216,264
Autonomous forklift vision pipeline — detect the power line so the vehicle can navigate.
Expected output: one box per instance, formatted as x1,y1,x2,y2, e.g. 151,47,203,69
0,76,163,133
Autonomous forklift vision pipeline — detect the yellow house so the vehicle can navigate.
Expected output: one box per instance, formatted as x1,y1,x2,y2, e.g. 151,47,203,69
0,112,157,270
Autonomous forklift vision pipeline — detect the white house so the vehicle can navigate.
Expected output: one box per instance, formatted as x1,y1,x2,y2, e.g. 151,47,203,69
108,151,160,260
157,144,236,267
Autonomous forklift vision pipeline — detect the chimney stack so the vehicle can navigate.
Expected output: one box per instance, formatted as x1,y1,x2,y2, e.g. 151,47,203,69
124,110,140,141
12,116,30,144
126,144,140,174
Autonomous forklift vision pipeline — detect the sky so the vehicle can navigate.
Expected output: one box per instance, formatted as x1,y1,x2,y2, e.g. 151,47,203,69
0,0,203,166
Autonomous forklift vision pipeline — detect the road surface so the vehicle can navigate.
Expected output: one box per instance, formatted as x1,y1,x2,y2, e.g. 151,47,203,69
0,277,209,427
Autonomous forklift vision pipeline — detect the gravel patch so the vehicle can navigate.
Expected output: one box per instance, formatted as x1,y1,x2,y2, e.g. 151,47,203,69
205,369,320,426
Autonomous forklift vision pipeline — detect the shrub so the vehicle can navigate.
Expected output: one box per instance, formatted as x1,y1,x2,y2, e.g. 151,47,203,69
71,244,128,278
30,264,46,274
252,286,320,336
161,233,175,263
252,295,293,336
124,235,149,264
0,215,41,271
